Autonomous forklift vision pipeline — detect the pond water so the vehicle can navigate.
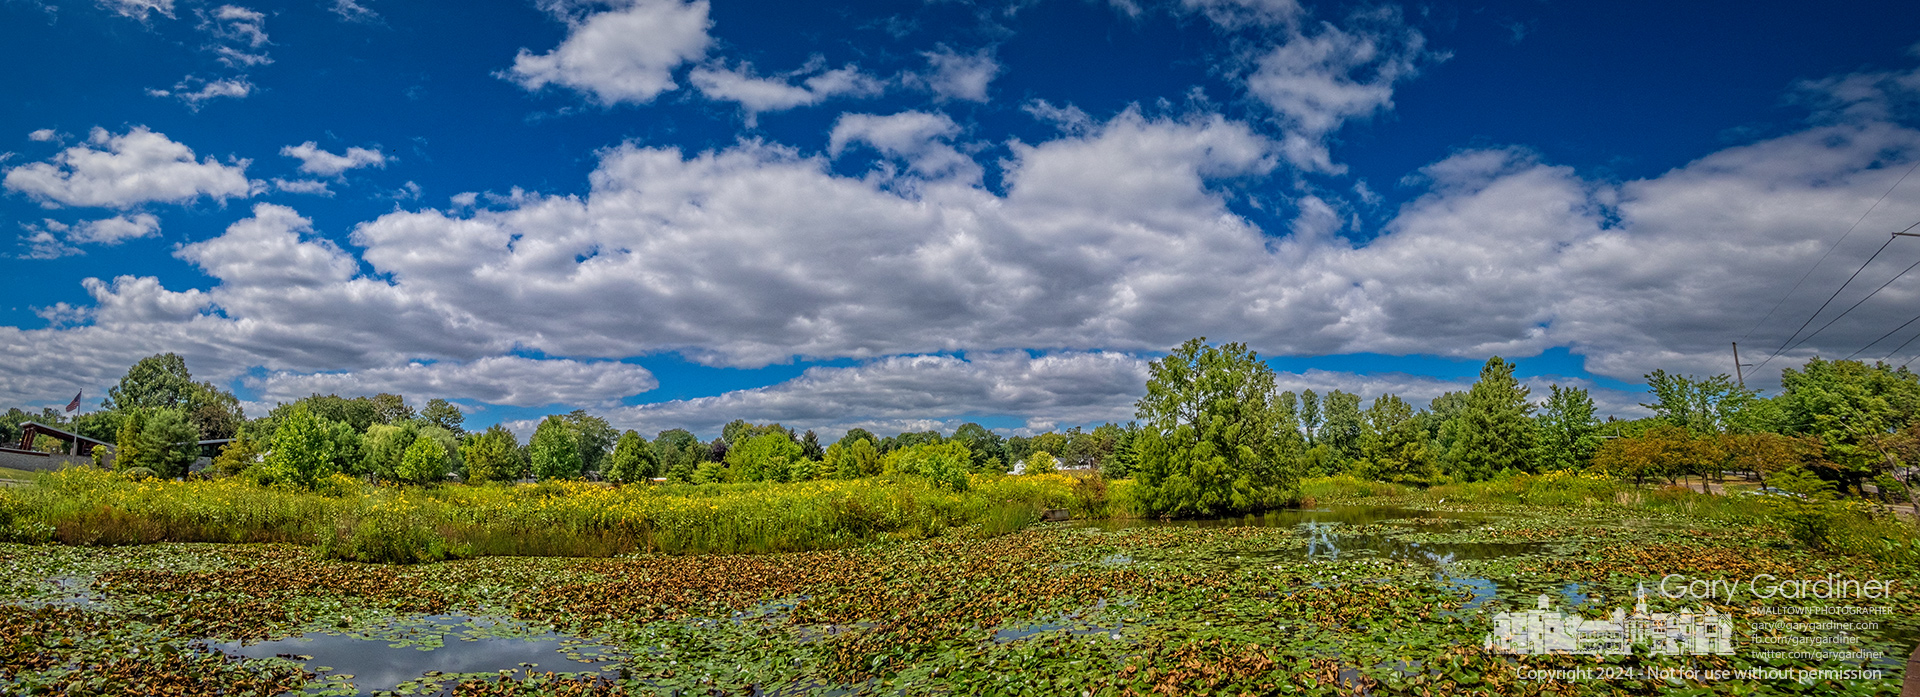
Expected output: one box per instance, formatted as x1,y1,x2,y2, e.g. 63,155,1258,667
209,614,622,695
1075,505,1486,531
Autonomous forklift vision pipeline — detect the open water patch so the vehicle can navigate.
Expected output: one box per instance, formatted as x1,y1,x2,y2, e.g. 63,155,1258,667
208,613,623,695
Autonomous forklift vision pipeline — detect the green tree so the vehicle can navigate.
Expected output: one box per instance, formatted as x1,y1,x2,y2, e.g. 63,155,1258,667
462,425,523,484
835,429,877,451
396,432,451,484
1299,389,1321,444
1319,390,1363,466
140,408,200,479
1643,370,1759,435
361,422,421,481
1534,385,1601,471
371,393,414,425
529,415,583,480
257,405,340,489
1023,450,1059,475
561,410,616,474
800,430,823,460
728,431,804,482
211,432,263,477
1132,338,1297,517
885,441,972,490
951,422,1007,472
1777,358,1920,494
1441,357,1538,481
184,381,244,441
113,409,149,474
652,429,703,482
1360,394,1436,484
103,353,196,411
605,430,658,483
721,419,755,447
422,398,466,434
829,437,881,478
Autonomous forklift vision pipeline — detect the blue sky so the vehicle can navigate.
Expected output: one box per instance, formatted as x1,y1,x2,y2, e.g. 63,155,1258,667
5,0,1920,438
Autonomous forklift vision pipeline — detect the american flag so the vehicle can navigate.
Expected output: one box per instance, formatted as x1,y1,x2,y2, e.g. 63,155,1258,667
65,391,81,413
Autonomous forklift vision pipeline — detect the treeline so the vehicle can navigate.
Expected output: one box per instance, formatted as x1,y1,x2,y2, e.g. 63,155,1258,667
8,345,1915,517
0,353,1143,492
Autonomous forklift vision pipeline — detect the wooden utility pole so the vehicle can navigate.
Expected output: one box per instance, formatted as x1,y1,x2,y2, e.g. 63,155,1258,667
1731,342,1754,390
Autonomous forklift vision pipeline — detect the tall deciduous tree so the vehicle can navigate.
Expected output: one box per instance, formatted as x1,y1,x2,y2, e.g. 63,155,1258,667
1777,358,1920,493
422,398,466,434
1133,338,1297,517
605,430,658,483
1534,385,1601,471
728,431,804,482
1643,370,1760,435
370,393,414,425
529,415,583,480
1441,357,1538,481
561,410,616,474
361,422,421,482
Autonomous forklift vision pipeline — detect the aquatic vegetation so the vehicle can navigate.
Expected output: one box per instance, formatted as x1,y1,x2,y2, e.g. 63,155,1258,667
2,469,1916,694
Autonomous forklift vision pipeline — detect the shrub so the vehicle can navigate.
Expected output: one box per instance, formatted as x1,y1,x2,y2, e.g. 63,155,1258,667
256,405,340,490
316,496,454,564
1023,451,1058,475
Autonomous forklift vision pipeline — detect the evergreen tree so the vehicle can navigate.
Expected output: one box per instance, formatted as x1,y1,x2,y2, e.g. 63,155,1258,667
1319,390,1364,466
1360,394,1437,484
1441,357,1538,481
140,408,200,479
529,415,583,480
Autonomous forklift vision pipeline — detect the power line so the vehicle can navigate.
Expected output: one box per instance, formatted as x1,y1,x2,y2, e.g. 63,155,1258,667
1753,235,1899,372
1783,237,1920,354
1850,314,1920,362
1882,323,1920,366
1741,158,1920,342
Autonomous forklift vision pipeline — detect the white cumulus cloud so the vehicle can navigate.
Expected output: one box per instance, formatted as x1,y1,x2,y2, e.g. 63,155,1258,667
507,0,712,106
2,127,250,208
250,356,658,407
916,46,999,103
280,141,387,176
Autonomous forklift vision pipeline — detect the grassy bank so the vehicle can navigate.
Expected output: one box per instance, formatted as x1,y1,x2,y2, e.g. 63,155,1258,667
0,468,1128,562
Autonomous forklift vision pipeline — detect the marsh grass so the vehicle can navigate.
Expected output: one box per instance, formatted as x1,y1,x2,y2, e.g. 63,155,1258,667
4,468,1099,562
1410,469,1920,568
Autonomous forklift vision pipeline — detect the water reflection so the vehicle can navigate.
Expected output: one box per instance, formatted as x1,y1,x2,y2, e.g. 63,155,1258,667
209,614,621,695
